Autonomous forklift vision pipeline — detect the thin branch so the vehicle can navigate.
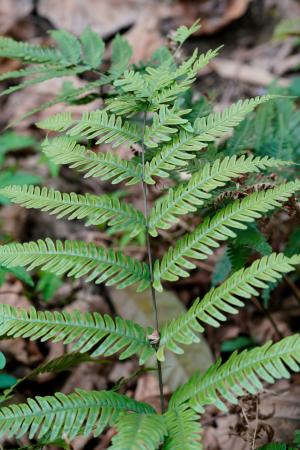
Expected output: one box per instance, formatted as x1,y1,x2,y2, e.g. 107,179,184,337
140,111,165,413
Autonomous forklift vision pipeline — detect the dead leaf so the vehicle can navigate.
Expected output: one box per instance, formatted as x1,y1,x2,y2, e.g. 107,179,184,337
109,286,213,392
0,0,33,34
37,0,148,38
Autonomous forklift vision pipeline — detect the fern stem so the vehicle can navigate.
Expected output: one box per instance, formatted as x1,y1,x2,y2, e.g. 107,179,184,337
141,111,165,413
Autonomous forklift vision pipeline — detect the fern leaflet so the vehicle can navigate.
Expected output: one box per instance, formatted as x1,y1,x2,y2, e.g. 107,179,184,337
149,155,289,236
0,304,154,363
37,110,141,148
110,413,166,449
0,185,145,236
153,181,300,291
157,253,300,360
163,406,202,450
42,137,142,185
170,334,300,412
0,238,150,292
0,389,155,440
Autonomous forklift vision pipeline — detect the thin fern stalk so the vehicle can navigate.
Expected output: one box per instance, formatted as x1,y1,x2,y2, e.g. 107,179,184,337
141,111,165,413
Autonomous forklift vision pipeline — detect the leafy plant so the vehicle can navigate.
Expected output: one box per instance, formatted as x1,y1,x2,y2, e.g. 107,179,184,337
0,23,299,449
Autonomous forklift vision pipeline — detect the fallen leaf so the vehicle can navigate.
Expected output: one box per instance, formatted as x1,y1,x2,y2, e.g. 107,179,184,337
0,0,33,33
109,286,213,392
37,0,148,38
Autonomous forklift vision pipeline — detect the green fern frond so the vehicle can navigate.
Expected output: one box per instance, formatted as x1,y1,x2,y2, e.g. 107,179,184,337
163,406,202,450
144,131,207,183
50,29,81,65
153,181,300,291
157,253,300,360
149,156,289,236
0,185,145,236
80,27,105,69
0,304,154,363
37,110,141,148
193,95,275,142
0,67,86,97
170,334,300,412
106,94,146,116
0,65,57,81
110,413,166,449
144,106,191,148
172,20,201,45
42,137,142,185
0,36,62,64
0,388,155,440
114,70,150,98
0,239,150,292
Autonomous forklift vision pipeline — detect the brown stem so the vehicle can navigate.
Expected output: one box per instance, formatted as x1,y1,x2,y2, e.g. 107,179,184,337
141,112,165,413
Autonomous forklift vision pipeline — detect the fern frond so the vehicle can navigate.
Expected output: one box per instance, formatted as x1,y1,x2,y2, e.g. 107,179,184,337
50,29,81,65
106,94,146,116
163,406,202,450
144,131,207,183
110,413,166,449
114,70,150,98
170,334,300,412
144,106,190,148
193,95,275,142
153,181,300,291
0,239,150,292
0,185,145,236
0,65,56,81
0,388,155,440
172,20,201,45
37,110,141,148
0,67,86,97
0,37,62,64
42,137,142,185
80,26,105,69
149,156,289,236
157,253,300,360
0,304,154,363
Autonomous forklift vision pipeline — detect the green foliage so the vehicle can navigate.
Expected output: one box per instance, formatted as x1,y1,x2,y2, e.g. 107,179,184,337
0,352,5,370
0,389,155,440
171,20,201,45
0,22,299,449
0,239,150,291
110,413,167,449
170,334,300,412
163,406,202,449
41,136,142,185
153,181,300,291
36,271,63,301
157,253,300,360
0,304,154,364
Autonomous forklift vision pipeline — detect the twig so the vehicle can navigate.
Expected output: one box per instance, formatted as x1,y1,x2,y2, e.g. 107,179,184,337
140,111,165,414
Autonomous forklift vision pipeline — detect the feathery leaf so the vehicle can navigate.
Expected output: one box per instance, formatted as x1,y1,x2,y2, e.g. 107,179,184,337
42,137,142,185
0,238,150,292
163,406,202,450
0,389,155,440
153,181,300,291
0,304,154,363
158,253,300,360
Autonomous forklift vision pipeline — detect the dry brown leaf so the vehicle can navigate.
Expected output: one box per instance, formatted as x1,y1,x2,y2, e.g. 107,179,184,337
37,0,149,38
0,0,33,33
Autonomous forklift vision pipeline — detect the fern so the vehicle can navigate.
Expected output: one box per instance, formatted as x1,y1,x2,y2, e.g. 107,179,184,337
1,24,300,448
163,406,202,449
0,185,145,236
170,334,300,412
41,137,142,185
148,155,289,236
157,253,300,360
0,239,150,292
0,304,154,364
37,110,141,148
153,181,300,291
110,413,166,449
172,20,201,45
0,389,155,440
